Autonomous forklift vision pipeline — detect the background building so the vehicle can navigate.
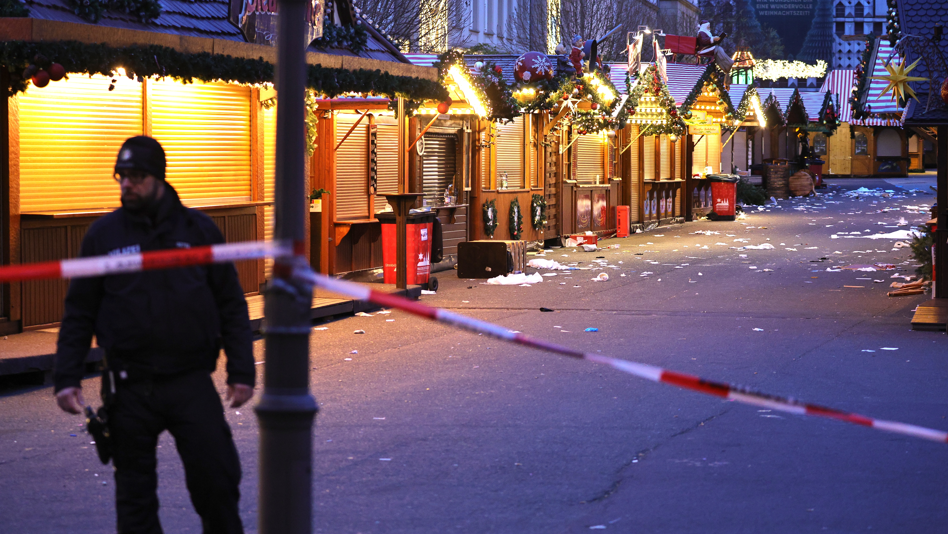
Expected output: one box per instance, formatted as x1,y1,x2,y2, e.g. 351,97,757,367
832,0,886,68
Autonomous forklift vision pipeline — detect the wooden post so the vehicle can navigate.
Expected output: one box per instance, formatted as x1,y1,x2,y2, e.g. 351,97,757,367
382,193,424,290
936,125,947,298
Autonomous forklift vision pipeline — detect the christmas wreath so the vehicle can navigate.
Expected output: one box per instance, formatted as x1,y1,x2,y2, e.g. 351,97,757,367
530,193,546,230
509,198,523,240
482,199,498,238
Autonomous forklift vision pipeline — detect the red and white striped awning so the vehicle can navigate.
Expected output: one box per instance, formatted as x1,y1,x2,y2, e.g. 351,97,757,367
819,69,901,126
864,41,904,115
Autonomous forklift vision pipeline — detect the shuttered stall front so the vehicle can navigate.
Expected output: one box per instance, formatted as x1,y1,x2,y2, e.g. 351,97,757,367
481,127,492,189
375,115,399,211
575,133,602,184
150,80,251,203
335,115,369,220
692,134,708,176
495,118,524,188
263,105,276,278
629,126,640,222
421,133,457,203
19,74,143,212
660,135,671,179
527,116,538,187
707,132,721,174
644,136,656,180
675,138,682,179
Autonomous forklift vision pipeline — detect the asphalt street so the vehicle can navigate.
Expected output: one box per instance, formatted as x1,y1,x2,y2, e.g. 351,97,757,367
1,176,946,533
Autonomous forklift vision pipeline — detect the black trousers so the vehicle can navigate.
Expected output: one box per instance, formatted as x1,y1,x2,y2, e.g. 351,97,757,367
109,369,244,534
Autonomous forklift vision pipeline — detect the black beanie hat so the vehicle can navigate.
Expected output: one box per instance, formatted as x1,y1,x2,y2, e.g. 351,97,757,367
114,136,166,180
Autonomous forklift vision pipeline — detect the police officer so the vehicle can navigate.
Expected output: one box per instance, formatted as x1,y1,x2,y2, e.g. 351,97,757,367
53,136,255,534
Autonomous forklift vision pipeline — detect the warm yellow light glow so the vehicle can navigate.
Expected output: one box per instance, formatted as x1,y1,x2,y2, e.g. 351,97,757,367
751,96,766,127
449,64,488,118
114,67,127,78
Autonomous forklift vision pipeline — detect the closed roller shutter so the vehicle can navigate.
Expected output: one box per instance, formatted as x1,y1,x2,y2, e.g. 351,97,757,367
707,132,721,174
375,116,399,205
480,128,491,189
19,75,143,212
674,138,682,180
150,80,251,203
527,117,537,188
263,106,276,278
335,115,369,220
629,126,640,221
607,135,616,179
421,133,456,203
496,118,523,188
693,134,708,175
644,135,655,180
660,135,671,179
575,133,602,184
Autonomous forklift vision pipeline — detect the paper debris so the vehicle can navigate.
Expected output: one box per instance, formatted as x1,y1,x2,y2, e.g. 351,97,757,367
486,272,544,285
592,273,609,282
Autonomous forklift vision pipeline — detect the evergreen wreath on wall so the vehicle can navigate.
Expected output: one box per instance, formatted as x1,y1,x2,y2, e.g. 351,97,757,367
0,40,449,102
530,193,546,230
508,198,523,240
482,199,498,238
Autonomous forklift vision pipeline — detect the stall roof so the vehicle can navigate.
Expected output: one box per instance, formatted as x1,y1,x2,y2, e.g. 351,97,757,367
728,83,749,109
26,0,242,39
798,91,829,123
898,0,948,125
820,69,902,126
863,40,904,115
665,63,707,106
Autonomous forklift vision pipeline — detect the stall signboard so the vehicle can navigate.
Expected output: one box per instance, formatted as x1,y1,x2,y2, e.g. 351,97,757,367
690,123,721,136
751,0,817,61
232,0,324,46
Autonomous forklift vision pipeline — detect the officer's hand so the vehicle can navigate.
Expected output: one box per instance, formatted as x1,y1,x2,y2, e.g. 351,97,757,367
226,383,254,409
56,387,85,415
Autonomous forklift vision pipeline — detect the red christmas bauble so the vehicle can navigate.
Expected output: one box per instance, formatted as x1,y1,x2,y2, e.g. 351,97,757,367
48,63,65,82
629,109,636,116
670,109,678,117
562,93,570,101
941,77,948,106
493,65,503,74
445,96,453,106
437,101,450,114
514,51,553,83
591,102,599,110
31,70,49,88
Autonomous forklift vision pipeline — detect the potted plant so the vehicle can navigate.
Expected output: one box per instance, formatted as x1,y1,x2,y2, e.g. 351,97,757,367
310,188,329,211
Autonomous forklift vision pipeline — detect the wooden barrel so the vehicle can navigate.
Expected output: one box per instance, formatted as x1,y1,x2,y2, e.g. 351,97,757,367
789,170,815,197
765,163,790,199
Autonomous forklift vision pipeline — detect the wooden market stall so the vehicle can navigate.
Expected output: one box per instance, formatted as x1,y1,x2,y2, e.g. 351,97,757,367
0,8,441,330
675,65,738,220
720,84,766,178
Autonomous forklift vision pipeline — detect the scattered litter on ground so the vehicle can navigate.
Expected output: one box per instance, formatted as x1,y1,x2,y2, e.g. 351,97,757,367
540,307,554,312
592,273,609,282
421,290,437,295
485,272,544,285
527,258,573,270
355,312,374,317
353,330,366,334
584,327,599,332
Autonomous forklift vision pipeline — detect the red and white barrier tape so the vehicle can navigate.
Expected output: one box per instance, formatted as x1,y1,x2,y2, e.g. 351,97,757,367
0,238,943,444
0,241,293,284
298,269,948,444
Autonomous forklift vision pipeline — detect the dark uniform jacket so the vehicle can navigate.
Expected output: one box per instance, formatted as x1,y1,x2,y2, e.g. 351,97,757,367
53,184,255,392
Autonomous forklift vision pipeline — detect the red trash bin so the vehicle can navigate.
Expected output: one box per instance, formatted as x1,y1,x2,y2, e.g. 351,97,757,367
616,206,630,237
378,212,437,290
707,174,738,221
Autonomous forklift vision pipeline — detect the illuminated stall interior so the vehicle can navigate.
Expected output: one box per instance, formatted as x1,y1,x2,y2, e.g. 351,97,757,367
15,74,265,327
720,85,766,178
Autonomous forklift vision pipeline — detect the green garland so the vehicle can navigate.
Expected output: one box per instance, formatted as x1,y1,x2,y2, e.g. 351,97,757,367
0,40,448,102
850,36,875,120
732,82,759,126
785,88,809,125
70,0,161,23
482,199,498,238
509,198,523,240
678,63,738,129
885,0,900,47
817,91,842,133
433,50,519,121
312,21,369,56
624,64,685,137
762,93,786,125
0,0,27,16
530,193,546,230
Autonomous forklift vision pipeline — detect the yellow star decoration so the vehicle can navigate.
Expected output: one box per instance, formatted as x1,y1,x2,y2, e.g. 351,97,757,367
872,58,928,103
